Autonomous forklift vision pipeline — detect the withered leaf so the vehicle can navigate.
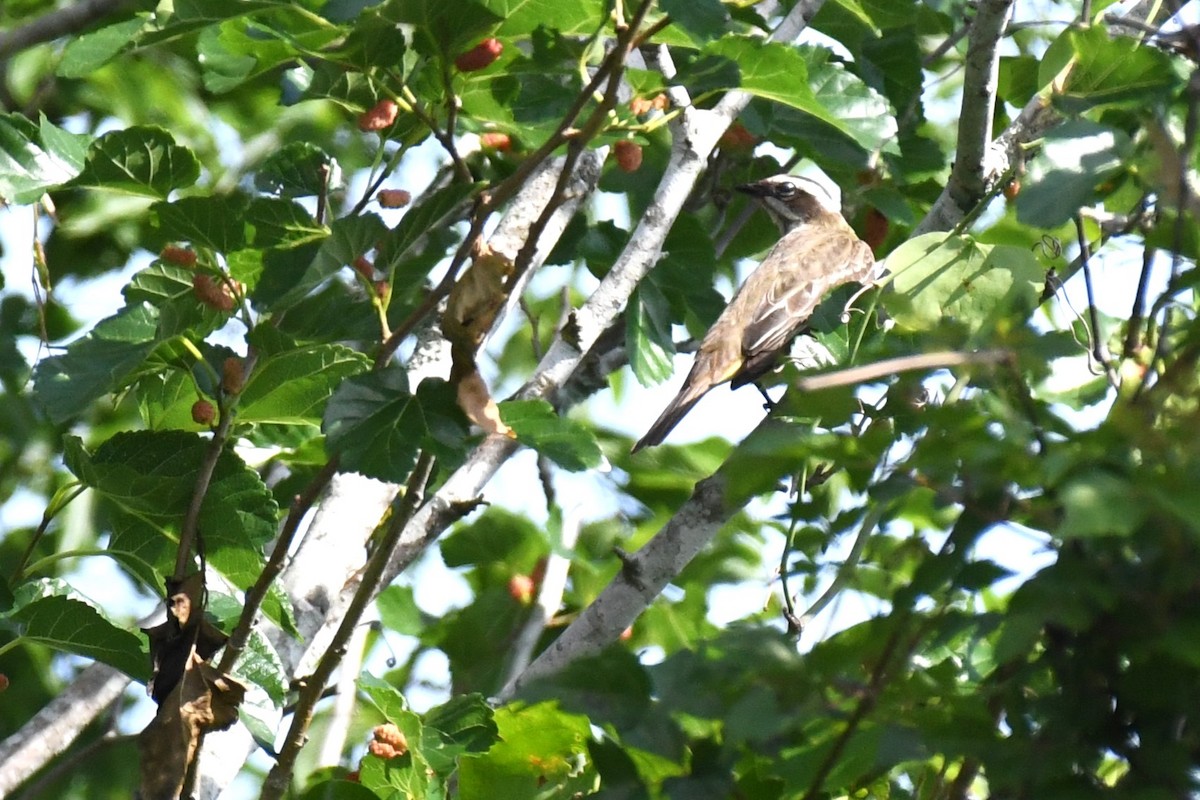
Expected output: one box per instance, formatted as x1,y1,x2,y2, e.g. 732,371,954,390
137,648,247,800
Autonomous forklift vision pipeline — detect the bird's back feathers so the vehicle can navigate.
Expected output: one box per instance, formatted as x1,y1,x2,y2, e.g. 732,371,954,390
632,175,876,452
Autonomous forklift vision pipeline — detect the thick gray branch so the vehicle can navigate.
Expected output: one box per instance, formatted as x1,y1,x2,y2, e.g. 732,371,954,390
0,663,130,796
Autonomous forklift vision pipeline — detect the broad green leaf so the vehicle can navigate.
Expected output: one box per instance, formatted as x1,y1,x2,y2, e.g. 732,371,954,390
298,780,378,799
107,512,173,589
0,113,89,204
861,28,924,125
235,628,289,705
274,213,387,309
244,197,326,248
196,12,342,94
422,694,498,772
499,399,603,471
331,7,411,67
376,584,427,636
653,213,725,329
58,16,150,77
440,507,545,569
1042,26,1180,113
63,431,281,595
237,343,369,425
479,0,602,37
10,595,148,681
255,142,338,198
377,182,479,276
660,0,730,46
458,702,593,798
1056,470,1144,538
72,126,200,198
323,367,469,481
699,39,895,153
383,0,501,54
1017,120,1128,228
32,303,161,424
804,46,897,154
516,648,652,730
626,285,676,387
359,673,413,721
881,233,1044,339
152,194,251,253
123,263,225,339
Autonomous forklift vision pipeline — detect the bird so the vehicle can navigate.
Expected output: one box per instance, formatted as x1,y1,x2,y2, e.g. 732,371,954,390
632,173,877,453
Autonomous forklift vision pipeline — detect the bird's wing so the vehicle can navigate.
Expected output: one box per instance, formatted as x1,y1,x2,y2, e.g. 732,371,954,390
740,228,874,359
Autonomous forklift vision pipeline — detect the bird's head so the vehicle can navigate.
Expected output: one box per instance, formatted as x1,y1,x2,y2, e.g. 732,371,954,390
735,174,842,231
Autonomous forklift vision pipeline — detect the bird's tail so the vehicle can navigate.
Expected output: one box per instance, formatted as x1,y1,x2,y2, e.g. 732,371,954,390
631,386,706,453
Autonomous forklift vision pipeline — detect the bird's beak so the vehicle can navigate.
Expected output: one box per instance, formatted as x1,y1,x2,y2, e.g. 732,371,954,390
735,181,769,197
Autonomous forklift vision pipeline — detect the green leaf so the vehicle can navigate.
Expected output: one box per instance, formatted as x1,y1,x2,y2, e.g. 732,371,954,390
359,673,412,721
479,0,602,37
659,0,730,46
255,142,338,198
107,513,172,590
0,113,89,204
235,628,289,705
298,779,378,799
32,303,160,424
376,584,427,636
457,702,593,798
804,45,898,155
1045,26,1181,113
244,198,326,249
1056,470,1144,538
377,182,479,276
58,15,149,77
499,399,603,472
152,194,251,253
274,213,387,309
422,694,498,772
1016,120,1128,228
323,368,469,481
238,343,370,425
626,284,676,387
72,126,201,198
699,39,895,153
123,263,225,339
384,0,502,54
195,12,341,94
10,595,148,681
881,233,1045,339
63,431,281,595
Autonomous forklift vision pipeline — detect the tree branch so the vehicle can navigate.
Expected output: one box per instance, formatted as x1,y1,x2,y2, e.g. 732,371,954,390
0,663,131,796
0,0,134,60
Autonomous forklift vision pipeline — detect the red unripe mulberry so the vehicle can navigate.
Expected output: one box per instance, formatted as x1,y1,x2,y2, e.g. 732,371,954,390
455,38,503,72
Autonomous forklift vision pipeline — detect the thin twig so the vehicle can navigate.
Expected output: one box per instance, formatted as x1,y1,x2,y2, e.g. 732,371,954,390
217,458,340,673
260,451,437,800
1124,242,1156,359
1073,214,1116,385
799,619,910,800
1136,67,1200,399
794,350,1010,393
795,505,885,632
175,401,235,580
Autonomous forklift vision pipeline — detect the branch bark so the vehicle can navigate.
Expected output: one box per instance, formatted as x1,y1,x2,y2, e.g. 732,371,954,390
0,663,130,796
0,0,134,60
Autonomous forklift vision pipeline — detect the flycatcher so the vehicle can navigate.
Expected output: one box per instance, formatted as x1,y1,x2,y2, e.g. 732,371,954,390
632,174,877,452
